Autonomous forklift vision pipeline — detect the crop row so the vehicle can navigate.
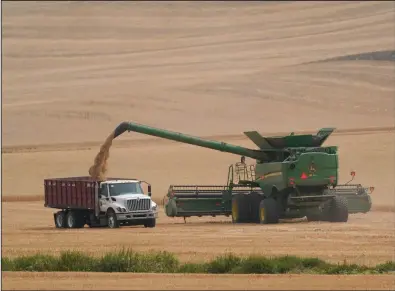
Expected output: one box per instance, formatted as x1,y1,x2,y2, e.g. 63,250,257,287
3,249,394,274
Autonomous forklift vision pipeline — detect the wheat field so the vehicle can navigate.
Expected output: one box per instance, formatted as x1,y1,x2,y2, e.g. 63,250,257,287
2,1,395,290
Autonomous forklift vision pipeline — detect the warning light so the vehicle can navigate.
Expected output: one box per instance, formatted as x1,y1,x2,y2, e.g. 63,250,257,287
350,171,356,177
369,187,375,193
289,177,295,186
300,172,308,179
329,176,336,183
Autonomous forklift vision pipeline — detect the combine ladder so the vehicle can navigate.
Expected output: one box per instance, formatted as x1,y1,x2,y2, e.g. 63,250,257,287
227,163,256,186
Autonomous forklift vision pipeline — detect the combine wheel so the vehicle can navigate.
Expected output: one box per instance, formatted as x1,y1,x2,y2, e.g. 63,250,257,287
54,211,66,228
65,211,85,228
306,207,325,222
326,196,349,223
259,197,279,224
306,213,322,222
231,194,249,223
248,192,263,223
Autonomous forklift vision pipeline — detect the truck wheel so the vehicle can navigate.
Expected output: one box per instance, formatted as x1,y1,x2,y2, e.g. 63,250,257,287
54,211,66,228
326,196,349,223
107,210,120,228
144,218,156,228
65,211,84,228
259,197,280,224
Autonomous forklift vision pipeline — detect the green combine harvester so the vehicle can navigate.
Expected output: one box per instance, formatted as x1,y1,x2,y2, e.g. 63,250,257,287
113,121,374,224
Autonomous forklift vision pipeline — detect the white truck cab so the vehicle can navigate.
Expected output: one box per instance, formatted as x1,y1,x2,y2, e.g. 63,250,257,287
99,179,158,228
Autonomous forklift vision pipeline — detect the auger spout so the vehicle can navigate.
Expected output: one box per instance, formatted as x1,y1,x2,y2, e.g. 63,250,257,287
113,121,267,160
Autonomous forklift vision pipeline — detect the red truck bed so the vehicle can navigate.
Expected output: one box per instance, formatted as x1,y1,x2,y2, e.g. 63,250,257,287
44,176,138,210
44,176,99,210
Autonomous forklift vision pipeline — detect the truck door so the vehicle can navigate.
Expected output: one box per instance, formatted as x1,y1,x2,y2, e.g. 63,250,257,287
99,183,110,212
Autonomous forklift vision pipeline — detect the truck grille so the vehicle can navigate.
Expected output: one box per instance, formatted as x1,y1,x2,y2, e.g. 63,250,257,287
126,198,151,211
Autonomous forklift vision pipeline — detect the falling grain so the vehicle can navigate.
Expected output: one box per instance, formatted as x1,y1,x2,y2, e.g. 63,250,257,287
88,132,115,180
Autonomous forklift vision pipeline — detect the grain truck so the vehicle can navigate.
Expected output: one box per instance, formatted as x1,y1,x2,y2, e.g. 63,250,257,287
44,177,158,229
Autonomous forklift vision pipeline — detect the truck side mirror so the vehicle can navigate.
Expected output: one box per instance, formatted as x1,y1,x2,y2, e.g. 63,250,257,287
148,185,152,197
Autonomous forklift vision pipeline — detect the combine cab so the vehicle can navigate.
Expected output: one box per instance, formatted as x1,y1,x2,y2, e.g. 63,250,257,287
111,121,374,224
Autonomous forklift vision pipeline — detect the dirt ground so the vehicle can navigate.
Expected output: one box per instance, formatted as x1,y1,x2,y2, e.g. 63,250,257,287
2,1,395,290
2,203,395,266
3,272,395,290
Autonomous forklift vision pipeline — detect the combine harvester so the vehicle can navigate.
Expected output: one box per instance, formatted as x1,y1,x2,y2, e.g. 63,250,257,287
113,122,374,224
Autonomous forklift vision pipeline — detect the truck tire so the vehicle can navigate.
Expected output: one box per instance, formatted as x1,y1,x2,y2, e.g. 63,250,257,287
326,196,349,223
144,218,156,228
54,211,66,228
231,194,249,223
106,210,120,228
259,197,280,224
65,211,85,228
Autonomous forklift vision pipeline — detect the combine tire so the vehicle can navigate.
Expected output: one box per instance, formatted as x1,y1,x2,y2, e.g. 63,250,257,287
65,211,85,228
248,192,263,223
54,211,66,228
259,197,280,224
231,194,249,223
326,196,349,222
107,210,120,228
306,213,322,222
306,208,325,222
144,218,156,228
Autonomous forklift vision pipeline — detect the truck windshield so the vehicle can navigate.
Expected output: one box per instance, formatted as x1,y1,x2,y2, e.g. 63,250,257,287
108,183,144,196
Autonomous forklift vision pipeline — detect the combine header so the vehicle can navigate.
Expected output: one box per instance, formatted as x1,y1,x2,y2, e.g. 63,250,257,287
113,122,373,224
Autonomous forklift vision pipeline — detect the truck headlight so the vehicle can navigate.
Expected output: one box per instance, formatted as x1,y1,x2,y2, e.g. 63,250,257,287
152,205,157,211
116,207,127,212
